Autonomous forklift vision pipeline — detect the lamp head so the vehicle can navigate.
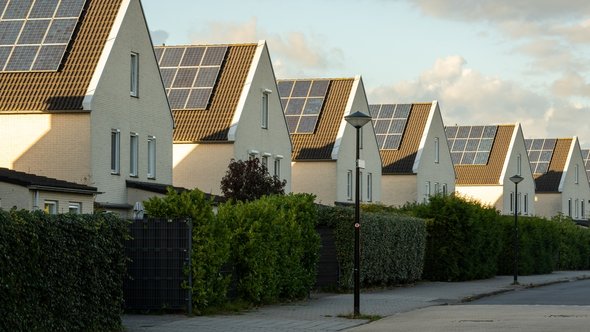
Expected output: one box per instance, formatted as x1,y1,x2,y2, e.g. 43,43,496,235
345,111,372,129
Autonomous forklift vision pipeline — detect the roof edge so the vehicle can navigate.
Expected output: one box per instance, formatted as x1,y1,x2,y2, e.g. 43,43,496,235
331,75,361,160
499,122,520,184
558,137,577,192
412,100,437,173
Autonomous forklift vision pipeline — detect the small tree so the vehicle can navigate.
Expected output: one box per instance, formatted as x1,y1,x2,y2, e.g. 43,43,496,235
220,158,286,202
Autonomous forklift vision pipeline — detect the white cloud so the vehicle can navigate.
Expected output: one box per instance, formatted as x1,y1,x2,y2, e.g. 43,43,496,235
150,29,169,46
188,17,344,77
368,56,590,142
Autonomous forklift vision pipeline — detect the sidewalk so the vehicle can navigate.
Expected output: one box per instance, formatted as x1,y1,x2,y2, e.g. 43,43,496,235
123,271,590,332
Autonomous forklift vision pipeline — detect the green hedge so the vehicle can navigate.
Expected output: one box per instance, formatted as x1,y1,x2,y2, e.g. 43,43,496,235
407,194,503,281
317,205,426,289
219,194,320,304
0,210,127,332
554,215,590,270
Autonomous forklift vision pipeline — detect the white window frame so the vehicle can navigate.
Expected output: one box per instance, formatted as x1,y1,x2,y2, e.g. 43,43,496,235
274,158,281,178
130,133,139,177
424,181,431,203
367,172,373,202
575,198,580,219
523,193,528,215
147,136,156,179
44,200,58,214
442,183,448,196
517,153,522,176
434,137,440,164
509,192,514,212
130,52,139,97
347,170,353,201
68,202,81,214
111,129,120,175
568,198,572,217
575,164,579,184
261,89,270,129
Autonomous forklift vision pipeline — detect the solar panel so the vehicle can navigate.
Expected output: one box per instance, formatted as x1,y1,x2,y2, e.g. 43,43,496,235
582,149,590,182
369,104,411,150
446,125,497,165
525,138,556,174
0,0,86,72
156,45,227,110
277,79,330,134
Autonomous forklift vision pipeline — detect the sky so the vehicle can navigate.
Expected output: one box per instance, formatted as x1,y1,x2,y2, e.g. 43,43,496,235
142,0,590,146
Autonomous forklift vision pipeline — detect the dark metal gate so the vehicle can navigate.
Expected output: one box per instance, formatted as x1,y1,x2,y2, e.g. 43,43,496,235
316,225,339,288
123,218,192,312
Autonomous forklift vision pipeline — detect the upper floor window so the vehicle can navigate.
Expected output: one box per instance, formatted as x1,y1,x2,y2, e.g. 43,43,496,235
130,52,139,97
347,170,353,201
130,133,138,177
262,155,269,170
111,129,120,175
568,198,572,217
434,137,440,163
523,194,528,215
147,136,156,179
274,158,281,178
367,172,373,202
261,89,271,129
509,192,514,212
575,164,579,184
517,153,522,176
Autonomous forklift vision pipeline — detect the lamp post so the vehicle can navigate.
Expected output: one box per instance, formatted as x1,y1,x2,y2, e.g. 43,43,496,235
344,111,372,317
509,174,524,285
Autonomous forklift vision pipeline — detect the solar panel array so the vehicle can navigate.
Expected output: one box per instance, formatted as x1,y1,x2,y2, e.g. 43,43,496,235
369,104,411,150
583,149,590,182
525,138,556,174
155,45,227,110
0,0,86,72
277,79,330,134
446,125,498,165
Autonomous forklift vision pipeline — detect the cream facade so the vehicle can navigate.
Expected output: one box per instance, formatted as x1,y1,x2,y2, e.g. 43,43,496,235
0,182,94,214
172,41,292,196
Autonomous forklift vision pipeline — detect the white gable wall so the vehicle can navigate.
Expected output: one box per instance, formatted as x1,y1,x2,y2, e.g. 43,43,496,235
558,138,590,219
381,175,417,206
334,77,382,204
173,143,234,194
291,161,337,205
88,0,173,206
232,41,292,192
415,102,456,203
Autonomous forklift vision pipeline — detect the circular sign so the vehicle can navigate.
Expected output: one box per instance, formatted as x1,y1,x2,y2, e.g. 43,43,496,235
354,223,360,228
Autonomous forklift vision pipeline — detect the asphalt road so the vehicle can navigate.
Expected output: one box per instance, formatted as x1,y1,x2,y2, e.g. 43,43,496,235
469,278,590,305
348,279,590,332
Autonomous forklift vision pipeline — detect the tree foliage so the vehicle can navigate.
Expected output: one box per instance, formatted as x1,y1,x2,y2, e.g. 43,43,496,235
220,158,286,202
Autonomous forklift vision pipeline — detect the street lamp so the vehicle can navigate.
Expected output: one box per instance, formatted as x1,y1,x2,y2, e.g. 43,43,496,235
509,174,524,285
344,111,372,317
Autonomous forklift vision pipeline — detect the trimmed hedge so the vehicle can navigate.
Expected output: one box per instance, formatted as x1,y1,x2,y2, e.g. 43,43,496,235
554,215,590,270
317,205,426,289
407,194,503,281
0,210,127,332
219,194,320,304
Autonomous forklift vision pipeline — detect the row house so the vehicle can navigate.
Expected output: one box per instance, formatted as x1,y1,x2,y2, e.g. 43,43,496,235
0,0,174,216
156,41,292,196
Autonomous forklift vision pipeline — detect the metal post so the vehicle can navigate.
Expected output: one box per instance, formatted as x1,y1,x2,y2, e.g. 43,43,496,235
513,182,518,285
354,126,361,317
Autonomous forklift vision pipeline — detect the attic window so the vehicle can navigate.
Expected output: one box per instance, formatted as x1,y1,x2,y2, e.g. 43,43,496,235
0,0,87,72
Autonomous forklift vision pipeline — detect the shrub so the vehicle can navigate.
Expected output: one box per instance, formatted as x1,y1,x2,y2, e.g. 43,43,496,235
554,214,590,270
218,194,320,304
0,210,127,332
144,188,231,312
408,194,503,281
317,205,426,289
220,158,286,202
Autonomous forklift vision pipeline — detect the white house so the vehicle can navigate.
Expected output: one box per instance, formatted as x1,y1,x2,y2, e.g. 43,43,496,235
156,41,292,196
446,123,535,216
0,0,174,216
277,76,382,205
370,101,455,206
526,137,590,220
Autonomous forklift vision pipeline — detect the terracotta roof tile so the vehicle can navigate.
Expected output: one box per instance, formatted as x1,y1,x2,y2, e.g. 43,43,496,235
165,44,257,142
287,78,354,160
534,138,571,192
454,125,514,185
377,103,431,174
0,0,123,112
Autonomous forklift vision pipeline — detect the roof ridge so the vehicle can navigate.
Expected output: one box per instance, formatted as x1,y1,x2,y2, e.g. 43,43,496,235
155,42,259,48
277,77,354,81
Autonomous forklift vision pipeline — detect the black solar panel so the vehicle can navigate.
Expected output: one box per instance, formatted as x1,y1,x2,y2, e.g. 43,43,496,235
156,45,227,110
277,79,330,134
369,104,411,150
446,125,497,165
525,138,556,174
0,0,86,72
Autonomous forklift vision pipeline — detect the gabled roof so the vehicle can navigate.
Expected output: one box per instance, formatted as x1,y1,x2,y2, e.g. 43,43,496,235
447,124,515,185
527,138,572,193
0,0,123,112
370,103,432,174
583,149,590,183
155,43,258,142
277,78,354,161
0,167,96,194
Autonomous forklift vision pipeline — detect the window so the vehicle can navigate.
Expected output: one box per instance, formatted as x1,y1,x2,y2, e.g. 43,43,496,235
261,90,270,129
582,200,586,219
360,127,364,150
347,170,353,200
274,158,281,178
424,181,431,203
523,194,528,215
130,52,139,97
367,173,373,202
568,198,572,217
442,183,448,196
359,171,363,202
261,155,268,169
44,200,58,214
147,136,156,179
575,164,579,184
509,192,514,212
517,154,522,176
248,150,259,161
518,192,522,215
68,202,81,214
575,199,580,219
111,129,120,174
434,137,440,163
434,182,440,195
130,133,138,177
